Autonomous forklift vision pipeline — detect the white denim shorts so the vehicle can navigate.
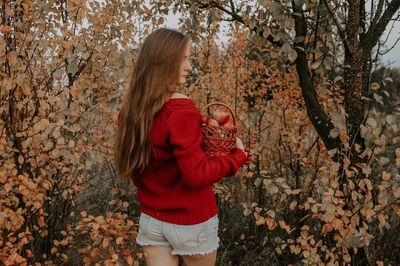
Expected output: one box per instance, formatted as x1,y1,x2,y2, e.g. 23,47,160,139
136,213,219,256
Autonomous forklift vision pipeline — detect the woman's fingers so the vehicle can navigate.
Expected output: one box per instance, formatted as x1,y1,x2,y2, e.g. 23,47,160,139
236,137,245,150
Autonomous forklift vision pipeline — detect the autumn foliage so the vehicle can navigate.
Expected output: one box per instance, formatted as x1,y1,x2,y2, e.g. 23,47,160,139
1,0,400,265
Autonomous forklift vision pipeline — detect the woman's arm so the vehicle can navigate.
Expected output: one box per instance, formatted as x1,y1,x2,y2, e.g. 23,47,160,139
167,106,247,189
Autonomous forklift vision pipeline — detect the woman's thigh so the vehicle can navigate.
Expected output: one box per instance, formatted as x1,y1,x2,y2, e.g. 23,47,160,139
181,250,217,266
143,246,179,266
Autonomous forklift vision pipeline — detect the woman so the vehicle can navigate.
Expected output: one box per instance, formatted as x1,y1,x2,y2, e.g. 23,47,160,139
115,28,251,266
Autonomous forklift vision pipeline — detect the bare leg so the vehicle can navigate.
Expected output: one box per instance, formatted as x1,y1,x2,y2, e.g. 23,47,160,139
143,246,179,266
181,251,217,266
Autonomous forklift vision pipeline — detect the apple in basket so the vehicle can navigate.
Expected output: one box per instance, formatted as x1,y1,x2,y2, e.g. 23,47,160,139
223,120,235,129
207,118,219,127
200,115,210,126
213,108,230,125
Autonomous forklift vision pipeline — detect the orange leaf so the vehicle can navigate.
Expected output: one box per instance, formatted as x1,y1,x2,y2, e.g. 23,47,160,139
102,237,110,249
38,216,45,227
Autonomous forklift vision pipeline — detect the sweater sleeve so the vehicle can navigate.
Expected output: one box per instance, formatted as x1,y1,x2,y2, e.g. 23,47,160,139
167,105,247,189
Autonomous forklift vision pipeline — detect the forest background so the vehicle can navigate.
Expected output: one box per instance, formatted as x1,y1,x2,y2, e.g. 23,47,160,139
1,0,400,265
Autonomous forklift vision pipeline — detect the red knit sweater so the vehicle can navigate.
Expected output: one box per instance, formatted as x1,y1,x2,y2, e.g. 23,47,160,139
126,98,247,225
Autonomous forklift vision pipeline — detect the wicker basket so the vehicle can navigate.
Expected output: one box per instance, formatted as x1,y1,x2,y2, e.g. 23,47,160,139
200,102,236,156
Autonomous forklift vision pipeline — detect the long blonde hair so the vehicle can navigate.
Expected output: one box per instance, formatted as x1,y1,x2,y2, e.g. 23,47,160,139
115,28,190,181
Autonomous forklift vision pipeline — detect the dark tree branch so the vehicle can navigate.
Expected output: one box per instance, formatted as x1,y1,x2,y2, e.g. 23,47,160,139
185,0,283,46
291,0,341,156
378,35,400,55
360,0,367,34
229,0,236,14
377,19,400,55
346,0,362,57
370,0,385,30
366,0,400,50
370,0,374,25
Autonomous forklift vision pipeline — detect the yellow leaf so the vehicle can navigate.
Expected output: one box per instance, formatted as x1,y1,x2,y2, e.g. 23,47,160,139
21,83,31,96
393,186,400,198
364,179,373,191
4,78,13,95
92,223,99,230
5,6,14,16
124,255,134,265
18,155,24,164
6,52,17,66
51,247,58,254
61,253,68,261
395,148,400,157
6,251,26,264
104,259,114,266
370,82,380,90
378,213,387,229
68,140,76,148
382,171,391,181
268,185,279,194
275,247,282,255
265,217,276,230
33,201,42,209
38,216,45,227
116,236,123,245
0,172,6,183
4,183,12,193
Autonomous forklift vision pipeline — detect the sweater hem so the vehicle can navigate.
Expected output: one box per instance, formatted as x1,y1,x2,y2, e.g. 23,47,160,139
141,205,218,225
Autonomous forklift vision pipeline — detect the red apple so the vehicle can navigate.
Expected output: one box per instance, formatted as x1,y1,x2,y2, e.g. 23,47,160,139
207,118,219,127
223,120,235,129
200,115,210,125
213,108,230,125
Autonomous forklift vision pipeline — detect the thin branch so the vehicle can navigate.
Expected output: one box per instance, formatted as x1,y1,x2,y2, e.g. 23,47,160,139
372,197,400,218
322,0,353,55
360,0,367,34
378,36,400,55
366,0,400,50
370,0,385,30
377,19,400,55
229,0,236,14
370,0,374,25
185,0,283,46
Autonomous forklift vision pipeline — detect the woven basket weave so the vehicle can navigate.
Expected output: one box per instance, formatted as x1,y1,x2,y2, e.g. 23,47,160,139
200,102,236,157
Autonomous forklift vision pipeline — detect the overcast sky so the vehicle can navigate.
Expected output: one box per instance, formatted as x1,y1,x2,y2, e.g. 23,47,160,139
379,22,400,67
165,13,400,68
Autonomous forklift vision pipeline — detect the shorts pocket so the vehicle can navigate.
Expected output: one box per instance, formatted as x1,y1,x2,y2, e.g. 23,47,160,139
198,216,219,243
173,223,204,247
173,216,219,247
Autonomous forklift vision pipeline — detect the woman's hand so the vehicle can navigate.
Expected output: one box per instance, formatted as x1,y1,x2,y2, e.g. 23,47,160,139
244,147,252,164
236,138,252,164
236,137,245,150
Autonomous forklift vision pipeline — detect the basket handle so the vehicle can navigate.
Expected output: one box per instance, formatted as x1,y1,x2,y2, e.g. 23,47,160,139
200,102,236,126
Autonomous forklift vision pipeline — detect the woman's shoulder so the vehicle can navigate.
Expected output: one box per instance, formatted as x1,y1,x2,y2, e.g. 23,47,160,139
166,93,196,108
170,92,190,99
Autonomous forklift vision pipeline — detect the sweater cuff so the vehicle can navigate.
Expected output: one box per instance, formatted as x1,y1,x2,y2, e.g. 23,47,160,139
228,148,247,175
